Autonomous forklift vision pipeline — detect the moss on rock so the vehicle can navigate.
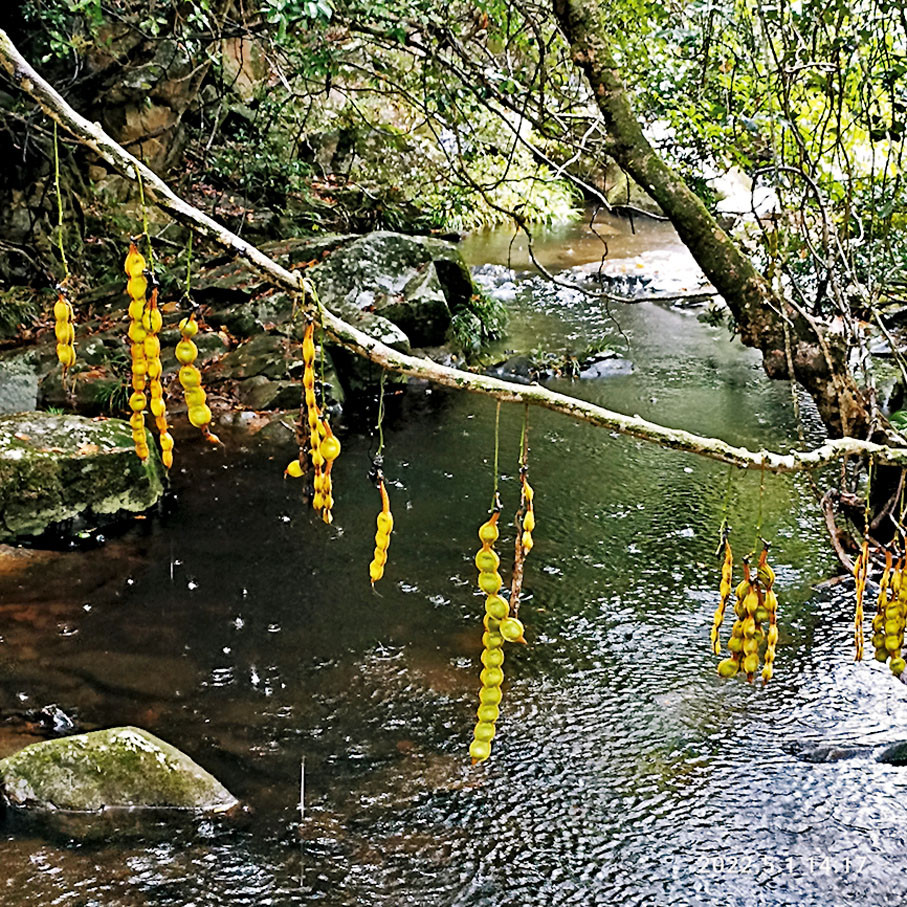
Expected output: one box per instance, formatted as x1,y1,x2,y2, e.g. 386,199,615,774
0,412,164,542
0,726,237,812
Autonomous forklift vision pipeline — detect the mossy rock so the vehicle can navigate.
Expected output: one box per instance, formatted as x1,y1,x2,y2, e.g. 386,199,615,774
0,412,164,542
0,727,237,813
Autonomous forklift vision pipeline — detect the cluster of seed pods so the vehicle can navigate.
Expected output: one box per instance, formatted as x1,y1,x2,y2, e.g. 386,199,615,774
715,545,779,685
176,312,219,446
470,509,526,764
369,473,393,585
286,321,340,523
124,242,151,461
53,288,76,371
520,470,535,553
871,550,907,677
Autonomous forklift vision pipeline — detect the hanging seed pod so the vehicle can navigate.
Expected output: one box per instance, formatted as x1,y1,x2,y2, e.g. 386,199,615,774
177,312,220,445
853,540,870,661
143,286,173,469
471,507,509,764
369,474,393,585
710,530,734,656
758,546,779,685
124,243,149,461
53,288,76,372
520,472,535,554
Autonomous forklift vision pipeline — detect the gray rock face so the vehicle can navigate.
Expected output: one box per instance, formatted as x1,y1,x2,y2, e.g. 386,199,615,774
0,727,237,813
310,232,474,346
0,349,40,414
0,412,164,542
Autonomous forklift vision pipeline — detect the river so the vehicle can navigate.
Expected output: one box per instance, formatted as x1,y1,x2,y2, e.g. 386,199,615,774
1,211,906,906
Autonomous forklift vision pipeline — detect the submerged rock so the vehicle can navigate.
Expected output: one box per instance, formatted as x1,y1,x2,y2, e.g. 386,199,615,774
0,412,164,543
0,726,237,813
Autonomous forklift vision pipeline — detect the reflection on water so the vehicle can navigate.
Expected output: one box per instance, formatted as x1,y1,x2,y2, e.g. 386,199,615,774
2,216,907,906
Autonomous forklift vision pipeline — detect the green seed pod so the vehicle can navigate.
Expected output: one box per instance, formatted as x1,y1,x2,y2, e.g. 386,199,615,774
473,721,496,742
484,595,508,620
477,703,499,723
481,647,504,669
480,667,503,688
479,686,502,705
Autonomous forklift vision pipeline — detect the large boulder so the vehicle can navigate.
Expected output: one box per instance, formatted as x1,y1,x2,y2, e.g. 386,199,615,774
0,726,237,813
310,231,474,346
0,412,164,542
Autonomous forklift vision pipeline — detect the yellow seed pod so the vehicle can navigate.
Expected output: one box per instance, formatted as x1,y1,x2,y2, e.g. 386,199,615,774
56,343,76,368
128,274,148,301
500,617,526,643
124,242,146,277
188,404,212,428
144,334,161,359
178,315,199,338
179,365,202,389
478,518,499,544
521,531,533,552
150,397,166,418
54,321,74,344
320,434,341,462
369,561,384,583
53,296,70,321
175,339,198,365
285,460,304,478
371,547,388,568
160,432,174,452
128,297,145,322
128,391,147,412
128,321,147,344
184,387,207,409
523,511,536,533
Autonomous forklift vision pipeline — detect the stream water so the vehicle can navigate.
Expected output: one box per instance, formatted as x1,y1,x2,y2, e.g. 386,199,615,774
2,212,907,906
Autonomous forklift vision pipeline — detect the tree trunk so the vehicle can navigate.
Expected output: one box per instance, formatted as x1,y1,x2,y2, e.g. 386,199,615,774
551,0,871,441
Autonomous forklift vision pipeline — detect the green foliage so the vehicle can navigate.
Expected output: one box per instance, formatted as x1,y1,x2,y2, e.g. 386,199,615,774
20,0,105,61
261,0,334,37
448,291,507,360
889,410,907,432
0,288,42,340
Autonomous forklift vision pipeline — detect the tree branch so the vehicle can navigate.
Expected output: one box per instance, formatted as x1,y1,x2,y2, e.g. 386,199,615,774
2,27,906,474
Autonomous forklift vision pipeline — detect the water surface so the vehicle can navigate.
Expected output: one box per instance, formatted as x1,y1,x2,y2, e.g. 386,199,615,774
1,214,906,906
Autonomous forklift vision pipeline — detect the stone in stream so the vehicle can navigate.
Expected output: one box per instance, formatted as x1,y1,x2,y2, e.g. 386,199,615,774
0,727,238,813
0,412,164,543
876,741,907,766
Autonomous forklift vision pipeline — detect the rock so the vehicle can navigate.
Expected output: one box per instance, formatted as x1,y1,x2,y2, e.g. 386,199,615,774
0,349,41,414
484,355,538,384
579,356,635,378
789,741,872,763
0,726,237,813
877,741,907,766
0,412,164,543
311,232,473,334
236,375,302,410
214,333,291,380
